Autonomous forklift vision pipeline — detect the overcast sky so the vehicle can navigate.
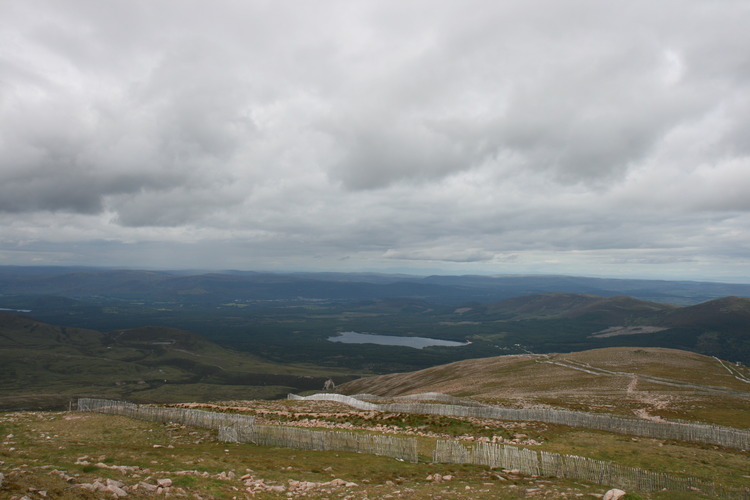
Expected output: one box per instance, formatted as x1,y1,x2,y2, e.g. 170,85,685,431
1,1,749,281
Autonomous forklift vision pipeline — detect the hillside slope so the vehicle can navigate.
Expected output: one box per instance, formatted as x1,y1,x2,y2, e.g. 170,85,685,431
456,293,750,363
339,347,750,428
0,314,357,408
483,293,676,321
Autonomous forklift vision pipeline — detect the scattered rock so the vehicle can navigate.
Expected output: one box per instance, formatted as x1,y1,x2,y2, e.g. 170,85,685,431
157,478,173,487
106,479,125,489
604,488,627,500
49,469,75,482
138,481,158,492
107,484,128,497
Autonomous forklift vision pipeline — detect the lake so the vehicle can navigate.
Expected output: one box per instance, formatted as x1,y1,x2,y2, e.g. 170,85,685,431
327,331,468,349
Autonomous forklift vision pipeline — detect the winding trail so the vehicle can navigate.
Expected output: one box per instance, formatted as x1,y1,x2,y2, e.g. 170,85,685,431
538,358,750,399
714,356,750,384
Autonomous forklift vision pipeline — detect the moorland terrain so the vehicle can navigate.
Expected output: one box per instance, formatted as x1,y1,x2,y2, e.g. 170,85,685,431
1,346,749,499
1,267,750,498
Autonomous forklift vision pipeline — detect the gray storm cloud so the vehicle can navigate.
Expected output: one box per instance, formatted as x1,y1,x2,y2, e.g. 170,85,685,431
0,0,749,280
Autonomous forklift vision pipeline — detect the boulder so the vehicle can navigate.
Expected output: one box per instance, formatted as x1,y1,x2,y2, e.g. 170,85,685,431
137,481,158,492
604,488,627,500
106,479,124,489
106,484,128,497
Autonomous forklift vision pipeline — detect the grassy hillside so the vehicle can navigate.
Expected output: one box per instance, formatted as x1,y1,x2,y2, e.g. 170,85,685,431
0,410,669,499
2,343,748,498
339,347,750,428
3,391,746,498
0,314,360,408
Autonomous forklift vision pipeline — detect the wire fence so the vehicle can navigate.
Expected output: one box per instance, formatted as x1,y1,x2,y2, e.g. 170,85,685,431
290,393,750,450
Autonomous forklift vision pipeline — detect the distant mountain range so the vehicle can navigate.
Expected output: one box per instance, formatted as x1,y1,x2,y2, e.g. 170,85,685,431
473,292,750,328
2,266,750,305
464,293,750,363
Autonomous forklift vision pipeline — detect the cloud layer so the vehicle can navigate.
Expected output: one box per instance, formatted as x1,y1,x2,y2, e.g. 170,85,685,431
1,0,749,280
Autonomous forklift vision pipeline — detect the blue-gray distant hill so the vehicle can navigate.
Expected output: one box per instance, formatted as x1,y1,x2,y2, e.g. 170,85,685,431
2,266,750,305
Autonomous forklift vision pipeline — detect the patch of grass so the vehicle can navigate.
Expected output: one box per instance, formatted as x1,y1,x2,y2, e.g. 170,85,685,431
170,475,198,488
538,429,750,489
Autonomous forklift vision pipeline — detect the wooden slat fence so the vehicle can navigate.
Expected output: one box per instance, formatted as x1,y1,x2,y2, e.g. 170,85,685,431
434,440,749,499
219,424,418,463
75,397,749,499
77,398,255,430
76,398,417,463
291,393,750,450
352,392,488,407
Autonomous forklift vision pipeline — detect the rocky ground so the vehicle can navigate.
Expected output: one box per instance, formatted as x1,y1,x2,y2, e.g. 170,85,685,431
0,410,641,499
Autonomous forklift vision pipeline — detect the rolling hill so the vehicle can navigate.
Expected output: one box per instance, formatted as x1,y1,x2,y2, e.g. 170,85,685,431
454,293,750,363
476,292,678,320
0,314,358,409
338,347,750,428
